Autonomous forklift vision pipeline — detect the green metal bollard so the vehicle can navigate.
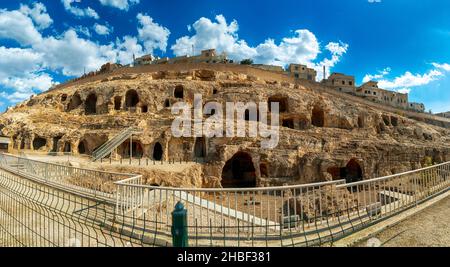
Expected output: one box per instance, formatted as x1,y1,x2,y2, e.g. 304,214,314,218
171,201,189,247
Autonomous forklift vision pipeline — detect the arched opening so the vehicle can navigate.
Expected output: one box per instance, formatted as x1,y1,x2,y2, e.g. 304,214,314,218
282,118,295,129
33,137,47,150
85,93,97,115
120,141,144,158
125,90,139,109
327,159,363,185
164,99,170,108
268,95,289,113
391,116,399,127
174,85,184,99
78,141,86,154
67,93,82,112
194,137,206,158
153,142,163,161
343,159,363,183
64,142,71,153
221,152,257,188
114,96,122,111
311,105,325,127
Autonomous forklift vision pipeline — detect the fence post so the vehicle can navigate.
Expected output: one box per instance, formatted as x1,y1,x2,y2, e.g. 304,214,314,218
171,201,189,247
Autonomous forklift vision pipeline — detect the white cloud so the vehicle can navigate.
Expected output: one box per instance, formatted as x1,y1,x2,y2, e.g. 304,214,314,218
115,36,144,64
94,23,112,35
368,0,382,3
363,64,450,94
137,13,170,54
73,25,91,37
99,0,140,10
171,15,348,77
363,67,391,83
0,8,43,46
19,2,53,30
0,47,57,102
432,62,450,72
0,3,170,106
61,0,99,19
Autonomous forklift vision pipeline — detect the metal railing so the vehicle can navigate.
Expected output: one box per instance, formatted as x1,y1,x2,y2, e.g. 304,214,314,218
0,152,449,247
92,127,142,162
0,153,138,202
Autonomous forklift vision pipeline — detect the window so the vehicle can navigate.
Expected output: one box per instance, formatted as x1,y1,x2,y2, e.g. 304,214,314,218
349,81,353,86
342,81,345,85
373,92,376,95
295,73,299,78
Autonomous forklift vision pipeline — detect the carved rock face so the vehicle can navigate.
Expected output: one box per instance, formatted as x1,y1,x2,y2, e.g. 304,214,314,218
1,66,449,188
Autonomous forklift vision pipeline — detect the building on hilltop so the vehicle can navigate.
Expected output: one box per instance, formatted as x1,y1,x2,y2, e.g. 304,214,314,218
252,64,285,72
322,72,356,94
356,81,408,109
134,49,231,66
408,102,426,113
287,64,317,81
436,111,450,118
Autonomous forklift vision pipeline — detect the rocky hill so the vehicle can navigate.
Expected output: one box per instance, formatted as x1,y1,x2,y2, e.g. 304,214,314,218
1,64,449,188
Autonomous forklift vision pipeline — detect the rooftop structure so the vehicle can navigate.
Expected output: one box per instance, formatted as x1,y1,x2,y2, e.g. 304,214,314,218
356,81,408,109
134,49,231,66
287,64,316,81
436,111,450,118
322,72,356,94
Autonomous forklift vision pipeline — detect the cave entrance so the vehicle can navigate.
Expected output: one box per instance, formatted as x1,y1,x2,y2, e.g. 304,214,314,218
67,93,82,112
125,90,139,109
122,141,144,158
268,95,289,113
85,93,97,115
153,142,163,161
221,152,257,188
327,159,363,184
114,96,122,111
174,85,184,99
311,105,325,127
78,141,86,154
282,118,295,129
33,137,47,150
194,137,206,158
141,105,148,113
344,159,363,183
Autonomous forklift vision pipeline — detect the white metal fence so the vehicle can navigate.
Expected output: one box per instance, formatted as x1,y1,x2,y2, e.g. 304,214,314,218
0,152,449,247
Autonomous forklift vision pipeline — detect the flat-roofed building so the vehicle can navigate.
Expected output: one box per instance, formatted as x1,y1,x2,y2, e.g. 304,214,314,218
436,111,450,118
356,81,408,109
287,64,317,81
322,72,356,93
408,102,426,113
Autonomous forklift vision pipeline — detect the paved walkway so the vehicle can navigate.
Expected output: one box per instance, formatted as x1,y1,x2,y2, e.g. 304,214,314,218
356,195,450,247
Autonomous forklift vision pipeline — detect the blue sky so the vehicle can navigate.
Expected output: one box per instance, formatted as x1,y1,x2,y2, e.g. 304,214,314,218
1,0,450,113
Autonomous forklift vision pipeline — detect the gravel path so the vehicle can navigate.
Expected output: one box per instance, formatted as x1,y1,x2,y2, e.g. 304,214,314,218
357,195,450,247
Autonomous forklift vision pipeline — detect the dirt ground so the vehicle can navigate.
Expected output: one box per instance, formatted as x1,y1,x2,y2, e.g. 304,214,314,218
356,196,450,247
